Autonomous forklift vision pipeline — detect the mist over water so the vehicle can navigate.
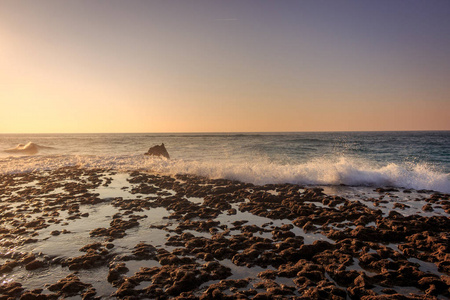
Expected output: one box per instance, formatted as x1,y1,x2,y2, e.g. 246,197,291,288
0,132,449,193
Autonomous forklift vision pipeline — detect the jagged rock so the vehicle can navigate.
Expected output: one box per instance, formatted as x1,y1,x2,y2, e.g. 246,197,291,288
144,143,170,159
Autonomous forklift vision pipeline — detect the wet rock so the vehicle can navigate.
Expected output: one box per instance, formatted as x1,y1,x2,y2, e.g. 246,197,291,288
0,282,24,297
418,276,448,295
231,248,262,267
157,253,195,266
302,221,316,232
201,261,232,279
25,260,46,270
227,208,237,215
393,202,409,209
132,242,157,259
2,168,450,299
297,240,334,260
19,291,54,300
329,270,360,286
258,270,278,280
81,287,97,299
272,228,296,240
0,261,18,274
110,218,139,230
347,285,376,299
422,204,433,212
20,254,36,264
144,143,170,159
79,243,103,252
275,237,303,251
113,280,138,298
375,187,399,193
47,274,92,297
62,245,111,270
107,262,129,284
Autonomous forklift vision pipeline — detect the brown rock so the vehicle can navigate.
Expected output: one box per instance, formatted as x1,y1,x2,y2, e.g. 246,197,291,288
25,260,45,270
0,261,18,274
422,204,433,211
0,282,24,297
47,274,91,297
108,263,129,283
144,143,170,159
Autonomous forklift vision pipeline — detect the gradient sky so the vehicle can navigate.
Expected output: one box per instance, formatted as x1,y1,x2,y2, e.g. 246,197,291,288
1,0,449,133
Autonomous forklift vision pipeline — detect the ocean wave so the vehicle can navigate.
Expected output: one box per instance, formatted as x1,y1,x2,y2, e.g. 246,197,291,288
3,142,54,155
1,154,448,193
153,157,449,193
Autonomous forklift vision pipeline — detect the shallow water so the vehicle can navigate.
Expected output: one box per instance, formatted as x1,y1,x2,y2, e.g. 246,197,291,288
0,168,448,298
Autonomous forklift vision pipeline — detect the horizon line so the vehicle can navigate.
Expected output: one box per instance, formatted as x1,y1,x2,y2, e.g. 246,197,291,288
1,129,449,135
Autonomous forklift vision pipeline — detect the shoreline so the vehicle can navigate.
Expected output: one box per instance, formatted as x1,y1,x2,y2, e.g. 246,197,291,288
0,166,449,299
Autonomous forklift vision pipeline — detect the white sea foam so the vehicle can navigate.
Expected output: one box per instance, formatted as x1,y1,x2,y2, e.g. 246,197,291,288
1,154,449,194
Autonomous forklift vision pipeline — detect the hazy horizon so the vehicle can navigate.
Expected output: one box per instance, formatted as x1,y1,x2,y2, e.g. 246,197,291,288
1,0,449,133
1,130,449,135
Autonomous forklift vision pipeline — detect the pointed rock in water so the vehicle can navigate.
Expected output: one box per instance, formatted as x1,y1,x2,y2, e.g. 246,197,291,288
144,143,170,159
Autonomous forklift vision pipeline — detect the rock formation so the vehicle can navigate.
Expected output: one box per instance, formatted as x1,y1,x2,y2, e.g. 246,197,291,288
144,143,170,159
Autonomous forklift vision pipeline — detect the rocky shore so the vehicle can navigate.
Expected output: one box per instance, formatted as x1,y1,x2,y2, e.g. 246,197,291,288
0,166,449,299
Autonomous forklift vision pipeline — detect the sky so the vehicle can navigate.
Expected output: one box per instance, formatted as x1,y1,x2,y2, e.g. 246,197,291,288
1,0,449,133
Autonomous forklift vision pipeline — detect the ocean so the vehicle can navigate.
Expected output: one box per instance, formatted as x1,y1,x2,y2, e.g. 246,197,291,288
1,132,449,298
0,131,449,193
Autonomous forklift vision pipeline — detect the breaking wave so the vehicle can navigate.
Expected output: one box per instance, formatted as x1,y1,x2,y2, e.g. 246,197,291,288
1,154,449,194
4,142,54,155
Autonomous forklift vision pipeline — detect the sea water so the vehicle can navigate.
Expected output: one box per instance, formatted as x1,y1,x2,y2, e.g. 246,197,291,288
0,131,449,193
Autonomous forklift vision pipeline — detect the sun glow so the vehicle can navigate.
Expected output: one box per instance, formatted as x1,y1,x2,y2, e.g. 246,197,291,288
1,1,449,133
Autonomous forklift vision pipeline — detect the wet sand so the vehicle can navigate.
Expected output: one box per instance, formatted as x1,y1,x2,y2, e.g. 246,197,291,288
0,166,449,299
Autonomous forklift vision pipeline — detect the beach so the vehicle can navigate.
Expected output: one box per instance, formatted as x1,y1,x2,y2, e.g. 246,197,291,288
3,0,450,298
0,166,448,299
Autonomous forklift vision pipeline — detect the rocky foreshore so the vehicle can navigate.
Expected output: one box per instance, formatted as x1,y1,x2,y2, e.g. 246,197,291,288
0,166,449,299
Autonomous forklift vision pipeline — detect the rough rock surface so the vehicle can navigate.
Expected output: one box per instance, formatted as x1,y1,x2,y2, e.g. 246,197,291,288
144,143,170,159
0,167,448,299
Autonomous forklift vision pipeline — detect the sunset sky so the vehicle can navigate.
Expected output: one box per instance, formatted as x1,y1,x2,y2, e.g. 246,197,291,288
1,0,449,133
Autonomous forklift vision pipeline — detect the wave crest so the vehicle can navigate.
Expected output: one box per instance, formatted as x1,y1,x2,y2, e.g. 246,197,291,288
4,142,54,155
148,157,449,193
0,155,448,193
